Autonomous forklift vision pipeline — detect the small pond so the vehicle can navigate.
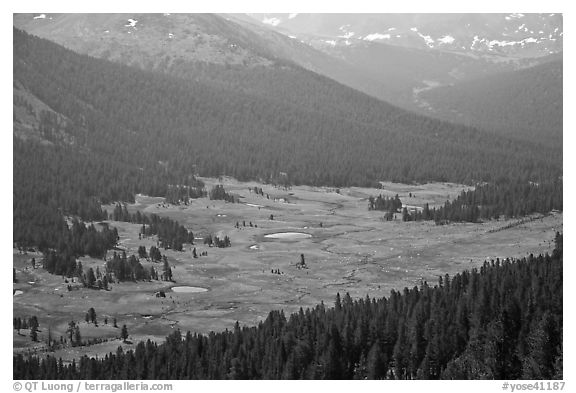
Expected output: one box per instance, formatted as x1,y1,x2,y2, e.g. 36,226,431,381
264,232,312,240
171,286,208,293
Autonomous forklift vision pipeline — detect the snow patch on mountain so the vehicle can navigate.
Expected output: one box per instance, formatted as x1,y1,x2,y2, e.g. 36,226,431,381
471,35,482,49
438,35,455,44
339,32,355,39
262,17,281,26
488,37,540,49
363,33,391,41
125,19,138,28
33,14,46,20
337,25,355,39
488,39,516,48
417,32,435,47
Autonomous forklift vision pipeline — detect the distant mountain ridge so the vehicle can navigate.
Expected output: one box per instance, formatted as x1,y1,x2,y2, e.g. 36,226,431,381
14,13,562,122
13,13,281,68
244,13,562,59
237,13,563,147
12,13,406,111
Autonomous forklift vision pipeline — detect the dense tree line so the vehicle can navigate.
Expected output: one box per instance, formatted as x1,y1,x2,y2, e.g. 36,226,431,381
14,234,562,380
42,250,81,277
61,219,118,258
208,185,237,203
13,137,168,251
110,204,194,251
37,218,117,278
401,180,563,224
165,182,207,205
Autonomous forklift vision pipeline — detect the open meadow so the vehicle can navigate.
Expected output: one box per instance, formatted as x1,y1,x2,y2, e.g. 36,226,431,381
13,178,562,362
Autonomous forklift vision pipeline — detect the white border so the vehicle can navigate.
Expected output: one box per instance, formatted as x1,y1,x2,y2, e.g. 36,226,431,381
4,1,572,391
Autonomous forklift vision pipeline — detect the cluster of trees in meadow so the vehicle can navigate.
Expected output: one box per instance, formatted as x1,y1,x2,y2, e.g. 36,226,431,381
110,204,194,250
368,194,402,212
14,235,563,380
105,252,158,282
12,315,40,333
203,234,231,248
208,185,237,203
399,180,563,224
13,316,39,340
104,251,173,282
13,309,132,350
42,248,173,289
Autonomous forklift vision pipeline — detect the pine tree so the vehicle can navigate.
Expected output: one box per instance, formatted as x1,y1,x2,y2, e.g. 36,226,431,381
88,308,97,324
30,326,38,342
162,257,172,281
73,326,81,347
121,325,129,342
86,268,96,288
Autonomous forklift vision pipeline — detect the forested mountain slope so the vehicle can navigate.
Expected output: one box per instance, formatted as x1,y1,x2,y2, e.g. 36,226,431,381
13,28,562,250
14,234,563,379
12,13,387,105
14,14,563,146
14,28,559,186
421,59,563,149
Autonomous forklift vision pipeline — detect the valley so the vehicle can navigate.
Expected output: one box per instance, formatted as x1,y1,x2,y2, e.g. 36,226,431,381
12,13,563,380
13,178,562,363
